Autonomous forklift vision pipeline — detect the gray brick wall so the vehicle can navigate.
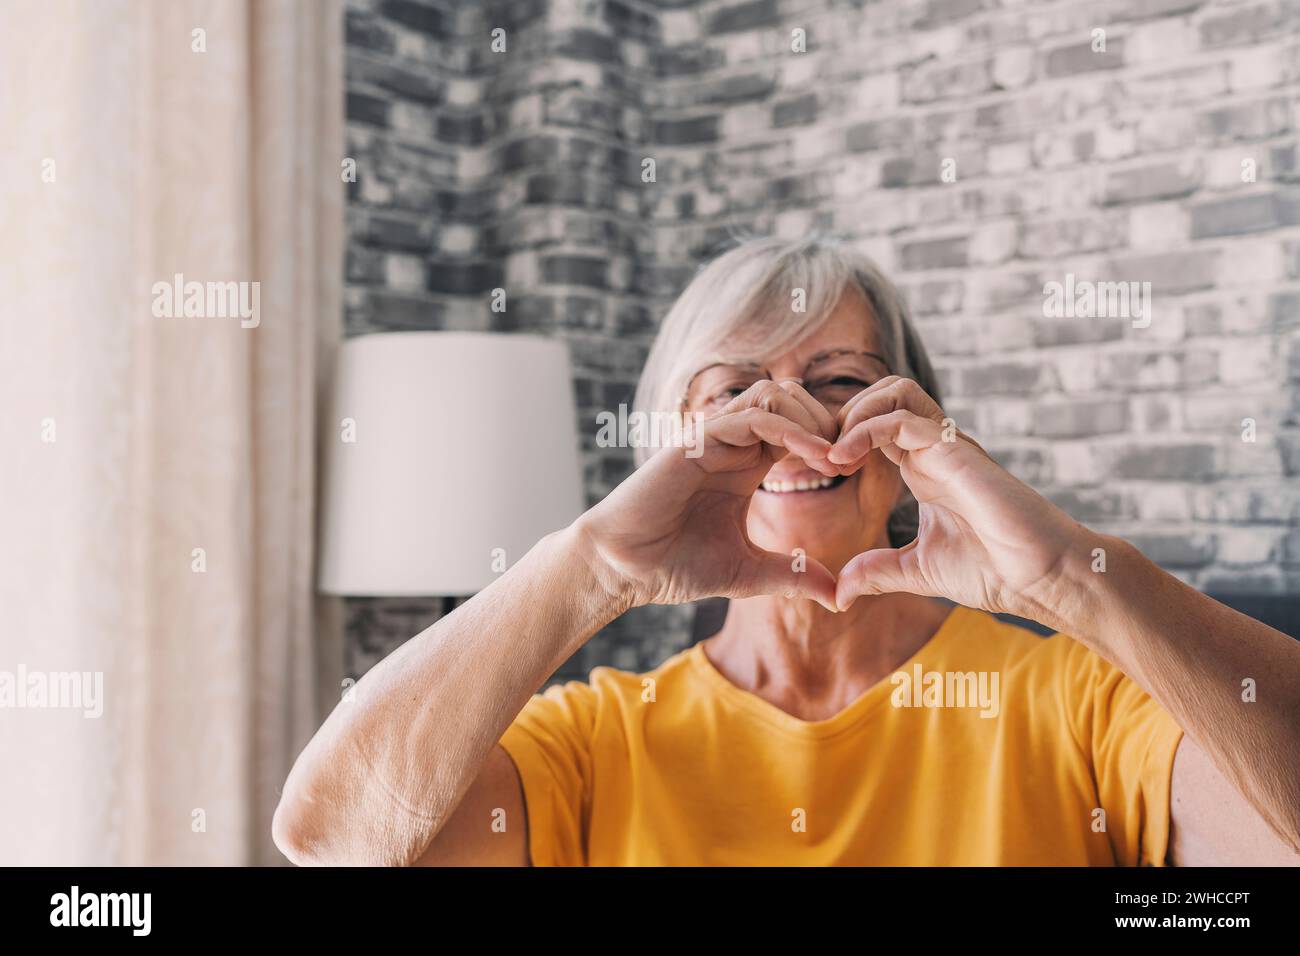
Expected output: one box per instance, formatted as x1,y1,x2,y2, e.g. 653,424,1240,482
343,0,1300,681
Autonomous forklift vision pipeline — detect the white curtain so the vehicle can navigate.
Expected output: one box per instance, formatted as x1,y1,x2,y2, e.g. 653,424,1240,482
0,0,343,865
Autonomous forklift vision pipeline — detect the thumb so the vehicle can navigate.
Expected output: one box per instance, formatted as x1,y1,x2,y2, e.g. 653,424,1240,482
733,548,839,613
835,543,931,611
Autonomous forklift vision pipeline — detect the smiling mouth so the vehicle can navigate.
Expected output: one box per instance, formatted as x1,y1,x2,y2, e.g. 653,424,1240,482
759,474,850,495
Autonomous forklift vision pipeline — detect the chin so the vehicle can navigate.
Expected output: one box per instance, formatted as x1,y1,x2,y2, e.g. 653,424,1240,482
748,522,877,576
747,470,893,568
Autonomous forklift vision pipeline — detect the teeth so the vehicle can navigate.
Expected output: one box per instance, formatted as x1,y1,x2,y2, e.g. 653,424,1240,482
761,476,838,493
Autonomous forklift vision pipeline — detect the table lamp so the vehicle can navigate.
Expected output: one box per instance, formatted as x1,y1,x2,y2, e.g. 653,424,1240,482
318,331,585,599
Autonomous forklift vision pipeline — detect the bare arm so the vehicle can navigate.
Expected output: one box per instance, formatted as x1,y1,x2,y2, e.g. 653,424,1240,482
1169,736,1300,866
273,387,838,866
1056,535,1300,863
412,746,529,866
829,377,1300,863
271,525,626,866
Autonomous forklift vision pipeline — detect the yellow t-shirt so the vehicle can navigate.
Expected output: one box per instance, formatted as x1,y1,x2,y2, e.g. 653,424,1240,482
498,605,1184,866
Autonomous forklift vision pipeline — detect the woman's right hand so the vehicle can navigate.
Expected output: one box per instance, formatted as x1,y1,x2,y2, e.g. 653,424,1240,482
572,381,841,612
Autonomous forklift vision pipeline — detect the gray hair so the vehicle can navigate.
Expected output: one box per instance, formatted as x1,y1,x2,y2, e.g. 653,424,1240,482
632,235,940,547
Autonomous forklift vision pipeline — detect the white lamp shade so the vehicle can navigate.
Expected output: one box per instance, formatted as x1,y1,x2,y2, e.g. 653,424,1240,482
318,331,585,596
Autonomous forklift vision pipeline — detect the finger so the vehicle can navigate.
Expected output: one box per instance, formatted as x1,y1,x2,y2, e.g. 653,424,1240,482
734,547,839,613
835,374,905,430
829,409,944,465
835,542,935,611
827,439,906,477
705,407,835,469
722,380,824,441
878,442,905,466
776,379,837,442
837,376,944,438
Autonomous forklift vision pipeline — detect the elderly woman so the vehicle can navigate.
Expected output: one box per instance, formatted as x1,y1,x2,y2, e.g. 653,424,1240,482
274,237,1300,866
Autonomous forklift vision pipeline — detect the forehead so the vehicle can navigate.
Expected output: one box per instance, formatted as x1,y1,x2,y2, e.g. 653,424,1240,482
770,290,883,370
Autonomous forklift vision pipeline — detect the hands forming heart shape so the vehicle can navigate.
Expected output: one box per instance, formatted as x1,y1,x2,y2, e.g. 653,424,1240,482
576,376,1092,623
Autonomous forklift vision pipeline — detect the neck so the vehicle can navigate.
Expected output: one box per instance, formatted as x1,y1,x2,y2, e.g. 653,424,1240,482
703,591,953,721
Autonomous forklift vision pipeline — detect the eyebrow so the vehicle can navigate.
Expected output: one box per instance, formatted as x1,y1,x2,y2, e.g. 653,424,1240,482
687,349,890,390
707,349,887,371
681,349,894,408
803,348,890,367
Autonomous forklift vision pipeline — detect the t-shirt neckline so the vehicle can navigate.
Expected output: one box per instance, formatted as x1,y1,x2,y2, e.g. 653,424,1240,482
687,604,967,739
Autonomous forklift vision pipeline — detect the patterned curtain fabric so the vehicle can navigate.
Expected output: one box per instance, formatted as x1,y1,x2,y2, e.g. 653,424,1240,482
0,0,343,865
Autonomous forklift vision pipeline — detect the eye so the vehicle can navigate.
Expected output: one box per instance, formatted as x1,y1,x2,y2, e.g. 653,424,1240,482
808,375,872,407
709,384,748,402
812,375,872,392
701,384,750,411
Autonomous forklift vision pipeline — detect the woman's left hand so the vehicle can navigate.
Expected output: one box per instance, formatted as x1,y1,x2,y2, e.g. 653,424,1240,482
827,376,1095,623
